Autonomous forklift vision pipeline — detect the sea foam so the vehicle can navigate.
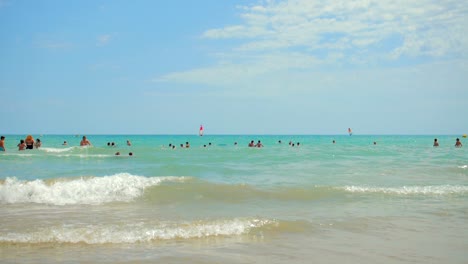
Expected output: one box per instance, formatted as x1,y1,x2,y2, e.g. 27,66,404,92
342,185,468,195
39,147,75,153
0,218,275,244
0,173,186,205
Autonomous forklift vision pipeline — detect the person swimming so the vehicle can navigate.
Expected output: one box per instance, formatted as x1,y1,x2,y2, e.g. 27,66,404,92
455,138,463,147
433,138,439,147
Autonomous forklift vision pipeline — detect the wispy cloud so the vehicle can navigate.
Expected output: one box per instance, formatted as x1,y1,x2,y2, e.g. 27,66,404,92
157,0,468,87
97,34,112,46
203,0,468,58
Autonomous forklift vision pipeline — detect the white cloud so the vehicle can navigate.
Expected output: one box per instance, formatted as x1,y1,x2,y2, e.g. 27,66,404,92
202,0,468,58
157,0,468,89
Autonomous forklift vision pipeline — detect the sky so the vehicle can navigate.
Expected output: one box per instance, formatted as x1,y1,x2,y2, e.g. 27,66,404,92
1,0,467,135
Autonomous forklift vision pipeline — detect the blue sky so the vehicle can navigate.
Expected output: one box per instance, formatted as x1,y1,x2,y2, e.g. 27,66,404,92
1,0,467,135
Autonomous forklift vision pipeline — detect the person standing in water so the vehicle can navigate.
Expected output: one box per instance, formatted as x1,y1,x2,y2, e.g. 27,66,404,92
80,136,92,146
433,138,439,147
455,138,462,147
0,136,6,151
35,138,42,148
25,135,35,150
18,139,26,150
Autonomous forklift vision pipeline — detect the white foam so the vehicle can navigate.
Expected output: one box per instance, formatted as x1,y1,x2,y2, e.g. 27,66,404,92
40,147,75,153
0,173,187,205
342,185,468,195
0,218,275,244
458,165,468,169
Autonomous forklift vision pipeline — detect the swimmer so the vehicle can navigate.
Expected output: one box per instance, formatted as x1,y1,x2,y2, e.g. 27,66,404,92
25,135,35,150
18,139,26,150
0,136,5,151
127,140,131,146
248,140,255,147
35,138,42,148
63,141,68,146
256,140,263,148
115,152,121,156
129,152,133,156
455,138,462,147
373,141,377,145
433,138,439,147
185,142,190,148
278,140,282,144
80,136,92,146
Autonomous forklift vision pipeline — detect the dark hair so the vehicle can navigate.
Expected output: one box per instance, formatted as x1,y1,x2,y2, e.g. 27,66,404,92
1,136,4,140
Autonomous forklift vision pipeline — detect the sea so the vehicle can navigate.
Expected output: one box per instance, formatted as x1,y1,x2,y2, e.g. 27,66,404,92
0,135,467,263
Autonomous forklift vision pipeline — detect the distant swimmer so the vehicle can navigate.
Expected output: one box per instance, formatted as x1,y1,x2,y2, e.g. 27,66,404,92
127,140,131,146
63,141,68,146
129,152,133,156
433,138,439,147
25,135,35,150
35,138,42,148
80,136,92,146
455,138,462,147
0,136,5,151
18,139,26,150
249,140,255,147
373,141,377,145
115,152,121,156
185,142,190,148
278,140,282,144
256,140,263,148
332,140,336,144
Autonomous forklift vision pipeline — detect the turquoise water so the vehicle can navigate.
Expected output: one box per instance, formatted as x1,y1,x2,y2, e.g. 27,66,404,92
1,135,467,263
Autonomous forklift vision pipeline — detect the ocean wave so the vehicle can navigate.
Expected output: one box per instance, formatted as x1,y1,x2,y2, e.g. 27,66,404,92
0,218,277,244
0,173,187,205
341,185,468,195
39,147,76,153
458,165,468,169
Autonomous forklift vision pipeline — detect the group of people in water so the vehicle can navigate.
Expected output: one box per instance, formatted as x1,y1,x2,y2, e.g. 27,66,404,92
0,135,464,152
433,138,463,147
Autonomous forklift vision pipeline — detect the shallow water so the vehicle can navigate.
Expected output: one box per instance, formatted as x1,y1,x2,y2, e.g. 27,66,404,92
1,135,467,263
